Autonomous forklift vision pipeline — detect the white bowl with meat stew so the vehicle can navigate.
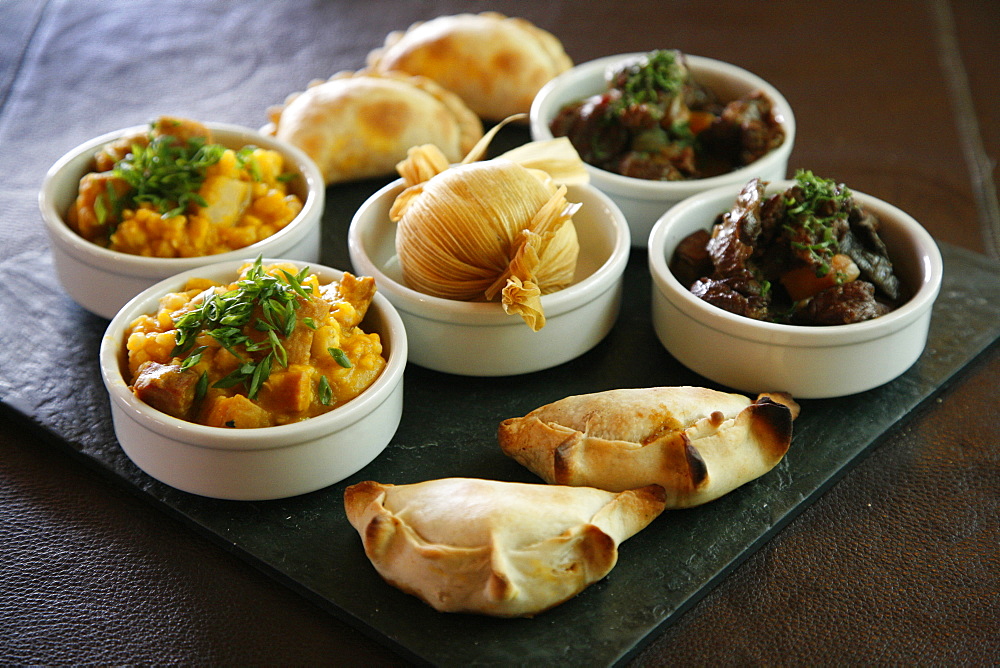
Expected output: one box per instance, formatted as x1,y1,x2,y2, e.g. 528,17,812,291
348,179,630,376
99,258,406,500
648,177,943,399
530,52,795,247
40,119,324,319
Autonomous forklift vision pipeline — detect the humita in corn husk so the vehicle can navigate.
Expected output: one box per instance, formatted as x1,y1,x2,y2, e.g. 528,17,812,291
390,118,588,331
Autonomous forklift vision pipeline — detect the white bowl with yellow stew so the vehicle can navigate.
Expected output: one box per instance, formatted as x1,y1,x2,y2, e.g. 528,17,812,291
41,117,324,319
99,258,406,500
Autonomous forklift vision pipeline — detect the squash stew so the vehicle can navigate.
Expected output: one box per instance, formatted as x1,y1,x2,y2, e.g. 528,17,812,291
124,260,386,428
67,117,303,257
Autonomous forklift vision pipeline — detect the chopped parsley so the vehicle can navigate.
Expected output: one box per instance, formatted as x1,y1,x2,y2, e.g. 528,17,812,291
784,170,853,275
616,50,688,110
608,50,696,148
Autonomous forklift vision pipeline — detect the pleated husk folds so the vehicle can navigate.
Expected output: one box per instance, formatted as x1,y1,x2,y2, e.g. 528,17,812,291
390,116,588,331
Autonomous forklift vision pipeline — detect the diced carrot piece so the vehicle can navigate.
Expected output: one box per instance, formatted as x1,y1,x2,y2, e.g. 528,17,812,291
781,254,860,302
687,110,716,136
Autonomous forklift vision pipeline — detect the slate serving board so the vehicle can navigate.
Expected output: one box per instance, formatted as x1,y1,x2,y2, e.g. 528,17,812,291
3,127,1000,666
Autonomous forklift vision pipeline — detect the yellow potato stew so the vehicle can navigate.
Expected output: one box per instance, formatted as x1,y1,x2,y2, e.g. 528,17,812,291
67,117,303,257
125,259,386,428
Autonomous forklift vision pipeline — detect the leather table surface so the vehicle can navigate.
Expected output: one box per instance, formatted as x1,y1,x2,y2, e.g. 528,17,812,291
1,1,998,664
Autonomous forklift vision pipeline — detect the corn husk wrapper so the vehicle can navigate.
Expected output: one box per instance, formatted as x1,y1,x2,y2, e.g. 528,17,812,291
391,117,588,331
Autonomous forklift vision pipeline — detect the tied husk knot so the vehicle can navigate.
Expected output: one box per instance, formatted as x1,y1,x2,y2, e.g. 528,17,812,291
390,119,587,331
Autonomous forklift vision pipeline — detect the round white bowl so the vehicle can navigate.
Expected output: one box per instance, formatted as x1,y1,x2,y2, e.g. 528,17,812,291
99,259,407,500
40,122,325,319
348,180,630,376
530,53,795,248
648,180,943,399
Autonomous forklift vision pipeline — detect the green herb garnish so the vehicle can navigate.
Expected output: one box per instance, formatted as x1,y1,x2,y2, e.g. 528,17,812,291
613,50,688,114
235,145,262,181
170,257,314,400
98,124,274,233
178,345,208,370
194,371,209,402
783,170,853,273
318,375,333,406
93,193,108,225
329,347,352,369
113,132,225,219
785,169,852,217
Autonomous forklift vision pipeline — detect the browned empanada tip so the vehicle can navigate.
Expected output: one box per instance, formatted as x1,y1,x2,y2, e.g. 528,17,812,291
498,386,799,508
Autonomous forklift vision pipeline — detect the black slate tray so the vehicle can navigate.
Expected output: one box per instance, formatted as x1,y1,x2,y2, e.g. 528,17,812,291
3,128,1000,665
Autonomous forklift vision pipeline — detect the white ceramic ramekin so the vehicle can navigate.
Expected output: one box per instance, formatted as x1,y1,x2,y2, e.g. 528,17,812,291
531,53,795,248
41,122,325,319
99,259,407,500
648,181,943,399
348,180,630,376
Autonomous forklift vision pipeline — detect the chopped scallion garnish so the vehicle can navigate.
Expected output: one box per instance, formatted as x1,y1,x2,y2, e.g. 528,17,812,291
318,375,333,405
329,347,352,369
170,257,314,400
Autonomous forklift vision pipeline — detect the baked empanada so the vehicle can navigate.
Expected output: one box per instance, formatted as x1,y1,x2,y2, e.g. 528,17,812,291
344,477,665,617
498,386,799,508
263,70,482,184
366,12,573,122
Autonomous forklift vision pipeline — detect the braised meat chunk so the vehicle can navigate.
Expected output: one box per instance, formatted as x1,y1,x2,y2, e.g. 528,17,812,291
791,280,890,326
131,361,199,420
669,171,907,326
550,50,785,181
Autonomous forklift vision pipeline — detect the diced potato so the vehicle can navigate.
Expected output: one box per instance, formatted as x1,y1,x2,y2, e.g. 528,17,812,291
198,174,252,227
202,394,273,428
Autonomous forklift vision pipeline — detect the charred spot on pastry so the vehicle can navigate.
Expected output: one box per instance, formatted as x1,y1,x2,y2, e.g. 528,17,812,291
623,485,669,523
747,398,794,460
576,525,618,573
639,483,668,507
756,391,800,420
682,435,709,489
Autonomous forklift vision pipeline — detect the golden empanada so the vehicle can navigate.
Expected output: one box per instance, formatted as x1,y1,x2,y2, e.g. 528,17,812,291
366,12,572,122
498,386,799,508
344,477,665,617
263,70,482,184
